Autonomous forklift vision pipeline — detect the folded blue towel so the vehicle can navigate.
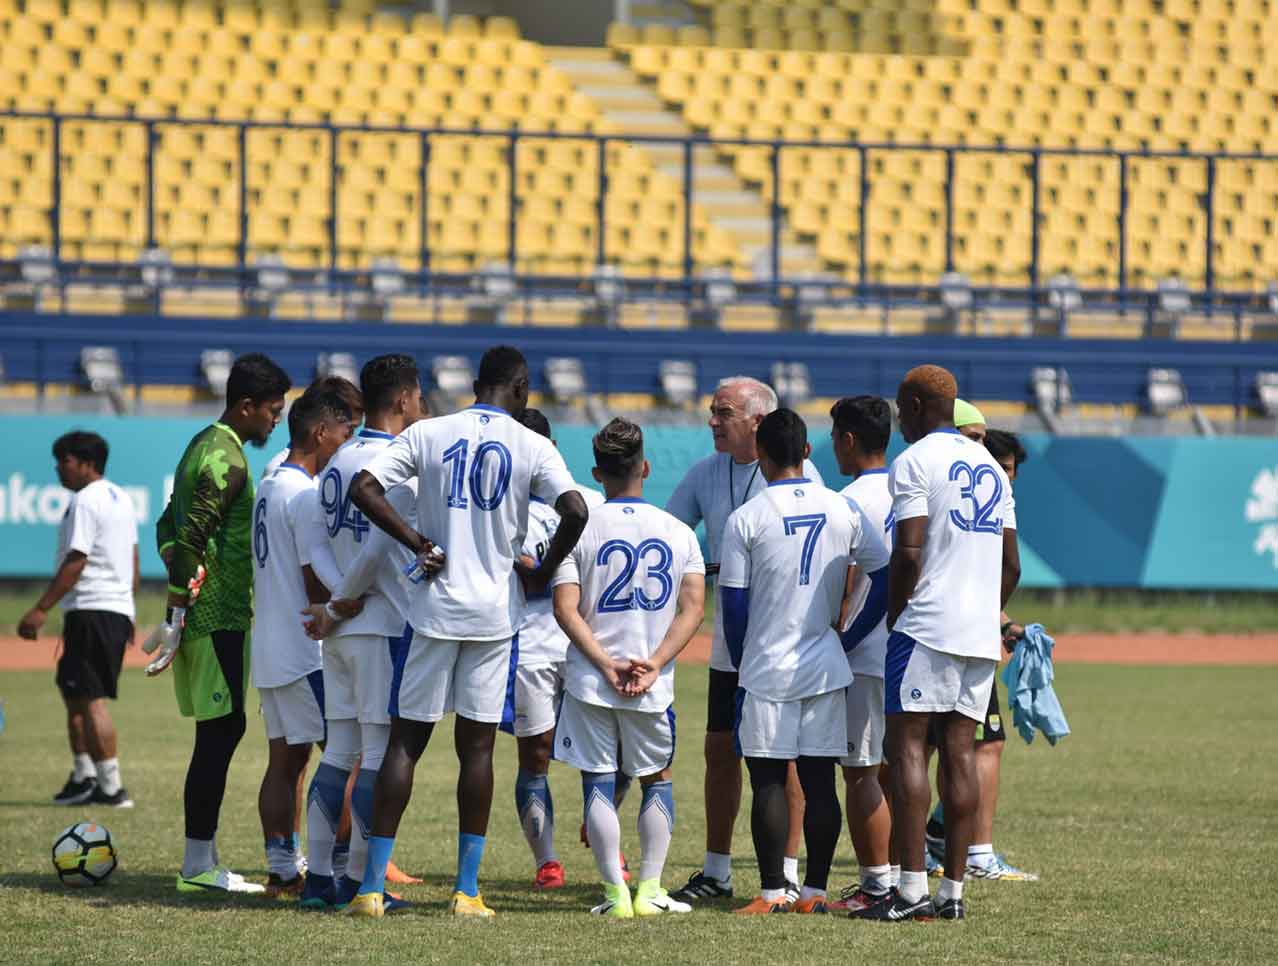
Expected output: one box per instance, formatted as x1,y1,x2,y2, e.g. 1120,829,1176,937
1001,623,1070,745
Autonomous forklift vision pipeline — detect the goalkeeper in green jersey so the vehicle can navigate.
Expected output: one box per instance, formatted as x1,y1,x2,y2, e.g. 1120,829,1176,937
146,353,291,894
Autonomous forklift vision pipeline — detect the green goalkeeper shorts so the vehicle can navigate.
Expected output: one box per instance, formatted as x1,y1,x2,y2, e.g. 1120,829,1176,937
173,630,250,721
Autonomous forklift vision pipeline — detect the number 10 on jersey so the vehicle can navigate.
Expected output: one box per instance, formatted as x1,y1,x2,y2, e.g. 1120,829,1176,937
443,438,513,511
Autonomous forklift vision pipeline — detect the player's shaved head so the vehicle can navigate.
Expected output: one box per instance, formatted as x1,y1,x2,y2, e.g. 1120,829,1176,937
519,407,552,440
475,345,530,417
896,365,958,444
593,417,644,480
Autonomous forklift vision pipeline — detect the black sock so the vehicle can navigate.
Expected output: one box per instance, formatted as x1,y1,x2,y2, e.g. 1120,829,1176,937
796,756,841,892
746,757,790,891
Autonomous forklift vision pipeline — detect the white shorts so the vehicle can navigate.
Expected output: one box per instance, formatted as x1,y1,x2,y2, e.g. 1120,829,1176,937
885,633,996,723
841,674,885,769
554,691,676,779
259,671,325,745
324,627,411,725
736,688,847,760
502,662,563,738
391,633,512,724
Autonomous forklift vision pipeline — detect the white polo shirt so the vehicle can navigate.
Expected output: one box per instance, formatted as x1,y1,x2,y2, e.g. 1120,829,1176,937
57,477,137,619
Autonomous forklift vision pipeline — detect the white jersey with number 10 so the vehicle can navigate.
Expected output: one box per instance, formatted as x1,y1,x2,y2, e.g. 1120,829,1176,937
364,405,578,642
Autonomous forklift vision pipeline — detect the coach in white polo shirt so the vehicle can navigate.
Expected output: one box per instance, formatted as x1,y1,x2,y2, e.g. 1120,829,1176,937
19,431,138,809
867,365,1020,924
666,375,823,903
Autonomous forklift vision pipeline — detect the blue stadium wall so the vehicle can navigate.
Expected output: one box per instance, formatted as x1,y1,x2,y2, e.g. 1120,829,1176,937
2,413,1277,589
5,315,1278,407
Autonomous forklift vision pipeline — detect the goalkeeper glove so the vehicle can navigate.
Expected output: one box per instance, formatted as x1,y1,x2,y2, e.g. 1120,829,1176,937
143,606,185,677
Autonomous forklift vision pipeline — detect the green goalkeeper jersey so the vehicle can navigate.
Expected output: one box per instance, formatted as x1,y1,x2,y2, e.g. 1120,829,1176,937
156,421,255,639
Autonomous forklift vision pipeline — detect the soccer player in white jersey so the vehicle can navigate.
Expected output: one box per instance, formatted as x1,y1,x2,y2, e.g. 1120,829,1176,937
826,396,898,914
552,418,705,918
719,409,890,915
251,389,352,895
294,354,425,910
666,376,823,904
499,408,606,891
261,376,364,479
862,366,1020,923
19,431,139,809
340,345,590,920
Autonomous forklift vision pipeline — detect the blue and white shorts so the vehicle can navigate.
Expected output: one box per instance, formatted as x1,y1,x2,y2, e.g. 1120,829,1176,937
260,670,325,745
554,691,675,778
885,632,995,723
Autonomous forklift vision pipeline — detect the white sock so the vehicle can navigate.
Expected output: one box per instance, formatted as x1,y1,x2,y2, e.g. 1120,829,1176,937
761,886,787,902
266,839,296,878
704,851,732,883
637,781,674,883
889,863,901,888
898,870,929,904
72,753,95,782
585,779,625,885
94,758,121,796
937,876,963,903
798,885,826,902
782,855,799,885
861,864,892,895
968,843,995,868
182,837,215,878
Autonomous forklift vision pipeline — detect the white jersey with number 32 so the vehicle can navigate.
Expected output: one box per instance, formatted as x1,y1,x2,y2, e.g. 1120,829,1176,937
365,405,578,642
889,429,1016,661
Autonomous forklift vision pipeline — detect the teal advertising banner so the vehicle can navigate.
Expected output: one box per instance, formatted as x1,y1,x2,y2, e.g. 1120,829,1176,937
1,415,1275,589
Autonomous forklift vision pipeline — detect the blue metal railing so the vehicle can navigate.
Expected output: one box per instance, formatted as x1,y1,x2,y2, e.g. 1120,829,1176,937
3,108,1278,314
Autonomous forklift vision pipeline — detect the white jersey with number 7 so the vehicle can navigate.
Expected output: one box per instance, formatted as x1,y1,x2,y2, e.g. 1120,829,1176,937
719,479,890,702
364,404,578,642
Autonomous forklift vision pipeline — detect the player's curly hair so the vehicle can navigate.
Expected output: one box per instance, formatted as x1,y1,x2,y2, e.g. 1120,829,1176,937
593,417,644,479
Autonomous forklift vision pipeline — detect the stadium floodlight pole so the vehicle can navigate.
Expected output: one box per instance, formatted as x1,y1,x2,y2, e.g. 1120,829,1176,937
144,119,156,250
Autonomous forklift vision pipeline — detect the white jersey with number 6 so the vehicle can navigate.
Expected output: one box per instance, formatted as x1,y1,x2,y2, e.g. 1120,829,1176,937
251,464,322,689
888,428,1017,661
365,405,578,642
719,479,890,702
552,498,705,713
312,429,416,638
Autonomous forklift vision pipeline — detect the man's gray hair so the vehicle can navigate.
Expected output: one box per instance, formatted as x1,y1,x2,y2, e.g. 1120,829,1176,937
716,376,778,418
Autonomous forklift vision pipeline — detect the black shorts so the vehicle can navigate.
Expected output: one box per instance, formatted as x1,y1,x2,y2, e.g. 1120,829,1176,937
706,668,739,733
56,610,133,701
926,680,1006,747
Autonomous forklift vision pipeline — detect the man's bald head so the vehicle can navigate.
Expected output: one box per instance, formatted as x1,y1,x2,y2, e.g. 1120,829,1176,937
896,364,959,444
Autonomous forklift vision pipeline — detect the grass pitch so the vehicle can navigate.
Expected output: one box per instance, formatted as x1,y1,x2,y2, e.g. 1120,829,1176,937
1,663,1276,965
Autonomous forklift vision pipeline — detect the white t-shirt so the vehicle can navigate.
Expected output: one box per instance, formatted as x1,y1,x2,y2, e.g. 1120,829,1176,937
719,479,889,702
310,430,416,639
552,498,704,712
839,469,893,679
365,404,578,642
250,463,323,688
516,487,606,667
57,477,137,619
889,429,1017,661
666,452,824,671
262,447,288,480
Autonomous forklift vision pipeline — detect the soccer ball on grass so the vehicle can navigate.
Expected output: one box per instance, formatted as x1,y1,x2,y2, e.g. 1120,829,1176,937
52,822,118,887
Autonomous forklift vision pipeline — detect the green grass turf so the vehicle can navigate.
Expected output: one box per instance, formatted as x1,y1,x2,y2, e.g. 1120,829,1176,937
1,664,1276,964
5,585,1278,636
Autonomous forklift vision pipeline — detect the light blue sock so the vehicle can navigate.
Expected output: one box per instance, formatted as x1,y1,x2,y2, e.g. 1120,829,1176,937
455,832,486,897
358,835,395,897
930,802,945,826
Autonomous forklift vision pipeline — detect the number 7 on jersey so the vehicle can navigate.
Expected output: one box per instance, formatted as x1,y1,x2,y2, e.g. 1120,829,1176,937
783,513,826,586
